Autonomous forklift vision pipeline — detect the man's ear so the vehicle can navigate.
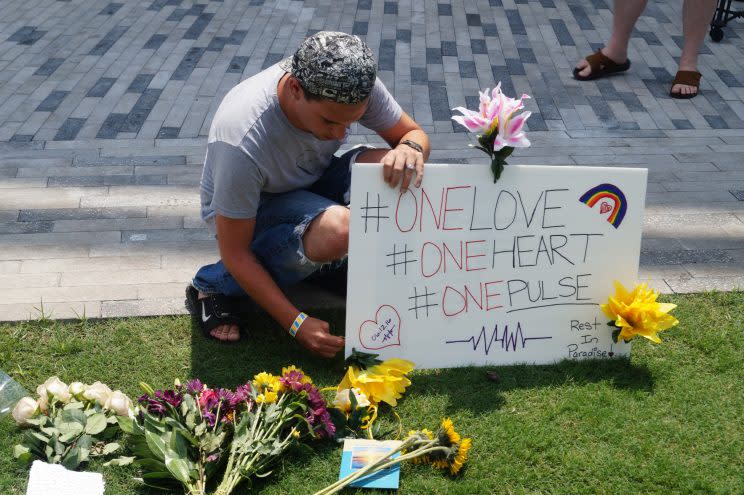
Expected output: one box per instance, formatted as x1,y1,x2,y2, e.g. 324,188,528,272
287,76,304,100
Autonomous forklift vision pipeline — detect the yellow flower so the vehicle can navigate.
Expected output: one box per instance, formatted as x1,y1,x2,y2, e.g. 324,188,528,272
448,438,472,475
255,390,278,404
337,358,415,407
438,418,461,446
406,428,435,465
601,281,679,343
252,372,280,394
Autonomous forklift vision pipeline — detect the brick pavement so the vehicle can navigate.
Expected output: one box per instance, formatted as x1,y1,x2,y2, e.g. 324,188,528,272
1,0,743,321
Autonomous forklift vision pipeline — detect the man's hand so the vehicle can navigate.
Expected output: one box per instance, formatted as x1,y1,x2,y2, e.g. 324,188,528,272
381,143,424,190
294,316,345,358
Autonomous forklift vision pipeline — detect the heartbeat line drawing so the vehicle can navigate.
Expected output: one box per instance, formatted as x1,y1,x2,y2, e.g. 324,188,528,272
445,323,552,355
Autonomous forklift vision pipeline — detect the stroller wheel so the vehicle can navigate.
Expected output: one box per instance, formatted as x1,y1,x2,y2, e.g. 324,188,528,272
710,26,724,42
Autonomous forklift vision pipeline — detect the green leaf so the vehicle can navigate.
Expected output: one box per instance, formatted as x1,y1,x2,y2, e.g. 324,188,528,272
60,408,87,425
31,431,51,444
116,415,135,434
51,434,66,456
134,458,168,473
202,431,226,453
490,157,505,183
85,413,107,435
164,457,191,484
63,401,84,410
167,429,188,459
58,429,81,443
104,456,135,467
61,446,82,470
39,426,59,437
345,348,382,370
13,444,31,462
144,429,167,461
101,442,121,455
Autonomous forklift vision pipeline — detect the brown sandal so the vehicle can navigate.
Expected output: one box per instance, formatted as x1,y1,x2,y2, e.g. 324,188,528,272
573,49,631,81
669,70,701,99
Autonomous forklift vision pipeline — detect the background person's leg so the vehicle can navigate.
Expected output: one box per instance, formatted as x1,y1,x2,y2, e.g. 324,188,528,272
672,0,717,97
574,0,647,78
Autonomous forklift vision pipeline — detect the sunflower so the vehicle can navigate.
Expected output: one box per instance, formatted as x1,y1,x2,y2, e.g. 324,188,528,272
601,281,679,343
438,418,461,447
405,429,434,465
447,438,472,475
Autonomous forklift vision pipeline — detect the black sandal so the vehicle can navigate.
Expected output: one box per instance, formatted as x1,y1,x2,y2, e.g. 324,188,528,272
185,285,244,341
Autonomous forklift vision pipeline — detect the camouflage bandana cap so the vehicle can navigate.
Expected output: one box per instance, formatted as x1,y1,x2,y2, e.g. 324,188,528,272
280,31,377,104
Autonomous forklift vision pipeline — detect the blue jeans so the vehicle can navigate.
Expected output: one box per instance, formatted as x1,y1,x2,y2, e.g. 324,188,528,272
192,146,371,296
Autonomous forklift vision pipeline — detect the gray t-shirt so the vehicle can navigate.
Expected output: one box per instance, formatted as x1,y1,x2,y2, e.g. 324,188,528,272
200,63,403,230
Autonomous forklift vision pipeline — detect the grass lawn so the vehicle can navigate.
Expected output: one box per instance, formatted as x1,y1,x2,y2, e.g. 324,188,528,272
1,291,742,494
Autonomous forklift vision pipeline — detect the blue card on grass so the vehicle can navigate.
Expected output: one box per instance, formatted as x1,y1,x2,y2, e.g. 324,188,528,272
338,439,402,489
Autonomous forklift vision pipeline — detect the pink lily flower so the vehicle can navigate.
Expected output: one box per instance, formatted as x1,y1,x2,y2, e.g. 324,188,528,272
451,83,532,150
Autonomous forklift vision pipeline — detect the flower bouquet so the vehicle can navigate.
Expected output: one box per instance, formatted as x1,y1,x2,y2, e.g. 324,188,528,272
214,366,334,495
451,83,532,182
329,349,415,439
113,366,334,495
313,418,472,494
12,377,131,470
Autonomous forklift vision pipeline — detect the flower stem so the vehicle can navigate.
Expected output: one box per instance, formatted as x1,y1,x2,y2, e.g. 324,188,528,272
313,437,432,495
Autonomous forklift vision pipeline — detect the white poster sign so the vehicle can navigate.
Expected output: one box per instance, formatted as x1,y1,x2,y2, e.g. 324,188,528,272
345,164,647,369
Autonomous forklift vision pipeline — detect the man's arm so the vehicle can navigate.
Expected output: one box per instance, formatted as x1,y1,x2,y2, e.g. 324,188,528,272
358,111,430,190
216,214,344,358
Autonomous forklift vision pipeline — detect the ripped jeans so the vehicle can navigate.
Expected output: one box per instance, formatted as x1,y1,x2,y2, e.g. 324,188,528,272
192,146,372,296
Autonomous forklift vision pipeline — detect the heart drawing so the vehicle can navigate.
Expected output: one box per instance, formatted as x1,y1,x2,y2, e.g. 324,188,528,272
599,201,612,214
358,305,401,350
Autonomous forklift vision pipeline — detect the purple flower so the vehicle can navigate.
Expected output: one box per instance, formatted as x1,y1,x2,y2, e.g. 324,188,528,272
155,390,183,408
280,371,307,393
203,411,216,427
185,379,204,395
234,384,252,405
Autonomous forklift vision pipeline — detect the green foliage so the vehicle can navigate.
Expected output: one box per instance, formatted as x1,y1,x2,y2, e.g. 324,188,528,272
12,398,122,471
1,294,743,494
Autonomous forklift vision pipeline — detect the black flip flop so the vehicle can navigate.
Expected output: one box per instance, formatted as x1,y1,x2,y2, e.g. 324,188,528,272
185,285,243,342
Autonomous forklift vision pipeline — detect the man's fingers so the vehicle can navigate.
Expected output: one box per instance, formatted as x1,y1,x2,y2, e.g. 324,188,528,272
381,154,394,183
401,163,414,191
390,153,406,188
414,153,424,188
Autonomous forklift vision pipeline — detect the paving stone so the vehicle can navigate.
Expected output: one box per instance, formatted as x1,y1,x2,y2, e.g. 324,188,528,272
88,26,129,56
1,0,744,318
53,117,85,141
101,297,187,317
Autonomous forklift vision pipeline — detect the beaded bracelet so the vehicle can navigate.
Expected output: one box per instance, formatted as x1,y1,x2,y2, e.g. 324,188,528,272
289,312,308,338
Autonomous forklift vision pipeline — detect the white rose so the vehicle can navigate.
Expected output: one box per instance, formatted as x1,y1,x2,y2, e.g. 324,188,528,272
83,381,113,406
103,390,132,416
68,381,87,399
11,397,38,426
333,388,370,413
42,376,71,404
35,384,49,413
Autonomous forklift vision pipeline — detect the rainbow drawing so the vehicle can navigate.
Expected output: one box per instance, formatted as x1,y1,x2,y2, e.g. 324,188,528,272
579,183,627,228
